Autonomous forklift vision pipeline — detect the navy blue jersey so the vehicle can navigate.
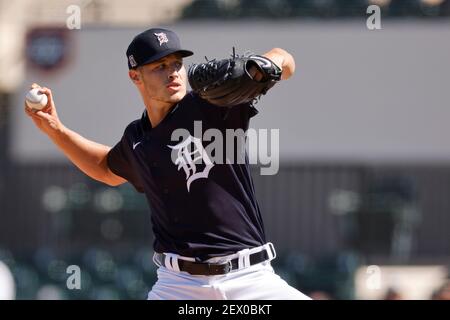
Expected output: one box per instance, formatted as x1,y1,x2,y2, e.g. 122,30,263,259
107,92,266,260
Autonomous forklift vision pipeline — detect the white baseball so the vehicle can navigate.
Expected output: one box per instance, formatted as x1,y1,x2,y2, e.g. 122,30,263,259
26,88,48,111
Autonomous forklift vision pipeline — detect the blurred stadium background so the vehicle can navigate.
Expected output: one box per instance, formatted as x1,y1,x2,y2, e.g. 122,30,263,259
1,0,450,300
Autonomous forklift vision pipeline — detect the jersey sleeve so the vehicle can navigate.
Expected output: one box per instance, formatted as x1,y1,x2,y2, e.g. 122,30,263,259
107,132,144,193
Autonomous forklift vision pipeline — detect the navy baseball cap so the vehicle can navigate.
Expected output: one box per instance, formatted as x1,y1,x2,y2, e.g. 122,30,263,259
126,28,193,69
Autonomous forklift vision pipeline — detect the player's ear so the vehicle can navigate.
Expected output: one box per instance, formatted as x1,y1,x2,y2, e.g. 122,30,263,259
129,69,141,84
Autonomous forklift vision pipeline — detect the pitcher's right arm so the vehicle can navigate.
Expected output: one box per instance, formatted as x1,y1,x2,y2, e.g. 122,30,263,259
24,84,126,187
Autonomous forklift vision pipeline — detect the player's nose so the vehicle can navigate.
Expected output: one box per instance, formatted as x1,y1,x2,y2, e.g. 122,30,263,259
167,62,182,80
168,69,180,81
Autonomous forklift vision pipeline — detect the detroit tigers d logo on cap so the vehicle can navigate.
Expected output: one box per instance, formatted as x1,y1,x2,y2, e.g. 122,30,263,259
154,32,169,46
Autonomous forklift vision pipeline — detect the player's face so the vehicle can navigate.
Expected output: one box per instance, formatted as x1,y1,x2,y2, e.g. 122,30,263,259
137,53,187,105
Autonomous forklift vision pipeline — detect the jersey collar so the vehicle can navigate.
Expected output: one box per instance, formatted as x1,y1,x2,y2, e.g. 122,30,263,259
140,102,181,136
140,110,152,134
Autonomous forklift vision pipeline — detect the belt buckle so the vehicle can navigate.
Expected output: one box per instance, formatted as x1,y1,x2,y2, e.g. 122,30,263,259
209,260,232,275
224,260,233,273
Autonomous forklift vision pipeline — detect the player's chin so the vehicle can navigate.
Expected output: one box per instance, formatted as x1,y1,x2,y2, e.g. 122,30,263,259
166,88,186,102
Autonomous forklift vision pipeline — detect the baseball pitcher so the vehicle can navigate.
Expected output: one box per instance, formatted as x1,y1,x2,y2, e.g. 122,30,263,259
25,28,310,300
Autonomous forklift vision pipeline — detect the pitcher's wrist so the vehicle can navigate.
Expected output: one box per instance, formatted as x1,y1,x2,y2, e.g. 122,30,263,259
47,122,67,141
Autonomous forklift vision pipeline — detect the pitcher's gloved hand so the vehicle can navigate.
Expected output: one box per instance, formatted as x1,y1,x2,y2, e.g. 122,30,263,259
188,49,282,107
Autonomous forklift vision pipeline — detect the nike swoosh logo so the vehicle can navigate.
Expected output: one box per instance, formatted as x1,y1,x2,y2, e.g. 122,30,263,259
133,141,142,150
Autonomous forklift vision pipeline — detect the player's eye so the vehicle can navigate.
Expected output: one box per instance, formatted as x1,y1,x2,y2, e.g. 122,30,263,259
154,63,166,71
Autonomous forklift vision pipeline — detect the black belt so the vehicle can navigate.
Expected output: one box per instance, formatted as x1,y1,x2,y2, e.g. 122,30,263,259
155,247,273,276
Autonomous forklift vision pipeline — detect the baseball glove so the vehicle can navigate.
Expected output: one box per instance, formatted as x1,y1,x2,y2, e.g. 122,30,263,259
188,49,282,107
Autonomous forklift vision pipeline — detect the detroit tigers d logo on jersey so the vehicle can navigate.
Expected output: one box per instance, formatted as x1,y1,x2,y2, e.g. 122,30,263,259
168,135,214,192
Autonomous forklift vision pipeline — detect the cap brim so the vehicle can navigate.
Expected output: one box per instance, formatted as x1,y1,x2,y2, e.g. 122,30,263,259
137,49,194,68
